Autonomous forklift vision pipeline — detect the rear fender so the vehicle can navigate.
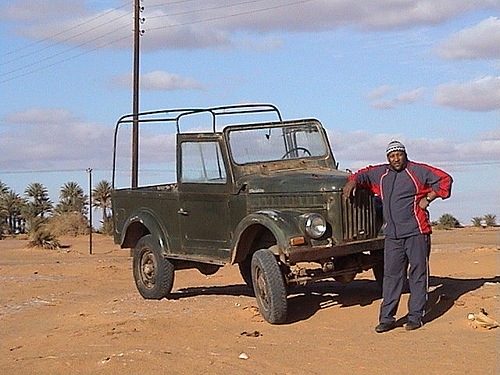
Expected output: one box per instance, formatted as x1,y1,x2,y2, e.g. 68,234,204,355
120,209,170,255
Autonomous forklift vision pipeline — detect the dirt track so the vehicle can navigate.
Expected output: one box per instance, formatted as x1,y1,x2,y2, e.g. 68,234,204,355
1,228,499,375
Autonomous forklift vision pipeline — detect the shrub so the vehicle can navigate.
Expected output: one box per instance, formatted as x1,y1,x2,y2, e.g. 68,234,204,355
28,227,61,250
434,213,461,229
483,214,497,227
471,217,483,227
99,218,114,236
47,212,89,237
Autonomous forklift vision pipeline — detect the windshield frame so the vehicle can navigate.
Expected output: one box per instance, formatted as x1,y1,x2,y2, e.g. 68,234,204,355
225,119,331,166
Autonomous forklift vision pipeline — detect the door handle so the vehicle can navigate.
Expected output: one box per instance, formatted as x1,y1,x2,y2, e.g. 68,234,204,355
177,208,189,216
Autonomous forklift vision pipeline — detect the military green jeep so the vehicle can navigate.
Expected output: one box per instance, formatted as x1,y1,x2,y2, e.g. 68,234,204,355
112,104,384,324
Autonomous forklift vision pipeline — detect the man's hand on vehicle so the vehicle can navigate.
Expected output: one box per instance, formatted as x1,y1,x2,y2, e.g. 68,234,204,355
343,180,357,198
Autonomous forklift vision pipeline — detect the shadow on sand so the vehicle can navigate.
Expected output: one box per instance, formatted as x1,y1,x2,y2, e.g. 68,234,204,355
424,275,500,324
169,275,499,324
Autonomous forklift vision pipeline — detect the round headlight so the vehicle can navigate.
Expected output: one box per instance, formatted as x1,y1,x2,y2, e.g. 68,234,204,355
305,213,327,239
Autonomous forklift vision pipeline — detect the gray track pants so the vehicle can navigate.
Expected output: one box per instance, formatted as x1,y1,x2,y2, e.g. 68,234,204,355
379,234,430,325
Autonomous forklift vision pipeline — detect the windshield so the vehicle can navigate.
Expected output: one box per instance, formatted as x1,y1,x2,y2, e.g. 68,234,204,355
227,122,328,165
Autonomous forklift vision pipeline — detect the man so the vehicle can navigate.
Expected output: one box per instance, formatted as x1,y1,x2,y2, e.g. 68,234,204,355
343,140,453,333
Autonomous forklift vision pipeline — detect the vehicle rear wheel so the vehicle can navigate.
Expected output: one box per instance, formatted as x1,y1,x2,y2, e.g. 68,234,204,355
251,249,287,324
334,272,356,284
333,256,357,284
133,235,174,299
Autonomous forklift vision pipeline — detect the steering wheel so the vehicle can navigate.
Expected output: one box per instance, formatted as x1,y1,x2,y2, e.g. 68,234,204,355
281,147,312,159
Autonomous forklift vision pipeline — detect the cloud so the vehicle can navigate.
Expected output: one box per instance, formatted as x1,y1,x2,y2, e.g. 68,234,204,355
436,17,500,60
14,8,134,50
5,0,499,51
2,0,87,22
479,128,500,141
330,129,500,173
0,107,178,173
4,108,73,124
10,6,232,51
434,76,500,111
2,107,498,192
110,71,205,91
209,0,498,32
240,37,284,52
367,85,393,100
456,138,500,162
396,88,425,102
369,100,398,110
0,108,112,171
369,87,425,109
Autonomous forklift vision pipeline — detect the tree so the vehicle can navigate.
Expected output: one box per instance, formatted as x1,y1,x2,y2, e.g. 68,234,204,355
437,213,461,229
92,180,113,234
0,181,8,195
471,217,483,227
24,182,53,218
483,214,497,227
55,181,87,215
2,190,26,234
0,181,9,236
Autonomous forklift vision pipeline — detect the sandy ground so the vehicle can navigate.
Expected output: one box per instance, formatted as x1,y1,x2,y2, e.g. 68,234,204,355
1,227,499,375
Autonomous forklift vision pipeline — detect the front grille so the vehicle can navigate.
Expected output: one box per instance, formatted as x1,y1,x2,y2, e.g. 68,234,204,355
341,190,378,241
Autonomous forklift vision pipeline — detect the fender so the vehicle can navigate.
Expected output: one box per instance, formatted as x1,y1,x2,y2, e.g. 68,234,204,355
231,209,304,264
120,208,171,256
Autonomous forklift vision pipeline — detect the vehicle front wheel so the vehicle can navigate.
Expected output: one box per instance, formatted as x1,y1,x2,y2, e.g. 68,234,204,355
133,235,174,299
238,255,253,290
251,249,287,324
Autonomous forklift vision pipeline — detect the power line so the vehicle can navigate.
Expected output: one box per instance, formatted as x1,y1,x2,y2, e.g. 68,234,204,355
0,0,210,69
2,169,107,174
0,2,135,83
0,12,132,69
148,0,315,31
2,1,133,62
0,33,132,84
148,0,208,8
147,0,272,21
1,0,316,84
1,23,131,78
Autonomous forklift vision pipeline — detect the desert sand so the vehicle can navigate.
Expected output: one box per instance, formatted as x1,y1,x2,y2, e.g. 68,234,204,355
1,227,498,375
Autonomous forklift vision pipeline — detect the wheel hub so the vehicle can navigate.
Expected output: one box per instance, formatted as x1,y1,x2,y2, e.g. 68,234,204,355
140,252,156,289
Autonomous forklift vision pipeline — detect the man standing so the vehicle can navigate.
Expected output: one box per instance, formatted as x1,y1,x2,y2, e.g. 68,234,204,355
343,140,453,332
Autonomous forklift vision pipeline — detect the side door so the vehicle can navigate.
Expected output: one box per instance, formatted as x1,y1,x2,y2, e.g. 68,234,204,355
177,134,232,263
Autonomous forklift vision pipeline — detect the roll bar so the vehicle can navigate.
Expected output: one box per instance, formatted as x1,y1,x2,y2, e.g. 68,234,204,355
112,103,283,187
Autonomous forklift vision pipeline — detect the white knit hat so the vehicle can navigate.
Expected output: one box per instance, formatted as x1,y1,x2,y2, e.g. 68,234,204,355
386,140,406,155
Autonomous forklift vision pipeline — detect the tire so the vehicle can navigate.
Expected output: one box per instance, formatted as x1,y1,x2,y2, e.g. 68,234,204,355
251,249,287,324
238,256,253,289
333,256,357,284
334,272,356,284
133,235,174,299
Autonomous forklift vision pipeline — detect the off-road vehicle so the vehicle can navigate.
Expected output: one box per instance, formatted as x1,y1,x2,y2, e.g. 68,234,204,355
112,104,384,324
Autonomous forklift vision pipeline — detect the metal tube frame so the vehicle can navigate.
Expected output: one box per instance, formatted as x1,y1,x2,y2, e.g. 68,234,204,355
112,103,283,188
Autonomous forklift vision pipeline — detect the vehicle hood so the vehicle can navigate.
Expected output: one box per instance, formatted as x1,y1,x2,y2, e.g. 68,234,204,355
238,169,350,194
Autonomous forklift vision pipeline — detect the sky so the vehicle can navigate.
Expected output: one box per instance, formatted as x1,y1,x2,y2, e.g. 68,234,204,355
1,0,499,226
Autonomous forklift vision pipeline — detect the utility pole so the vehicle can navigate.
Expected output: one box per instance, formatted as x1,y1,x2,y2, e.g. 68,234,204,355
87,168,93,255
132,0,142,188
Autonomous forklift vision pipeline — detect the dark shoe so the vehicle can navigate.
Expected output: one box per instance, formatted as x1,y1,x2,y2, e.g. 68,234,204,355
375,322,396,333
405,321,422,331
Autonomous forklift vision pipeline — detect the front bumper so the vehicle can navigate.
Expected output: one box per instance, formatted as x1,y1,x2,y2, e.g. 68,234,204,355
286,237,385,263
